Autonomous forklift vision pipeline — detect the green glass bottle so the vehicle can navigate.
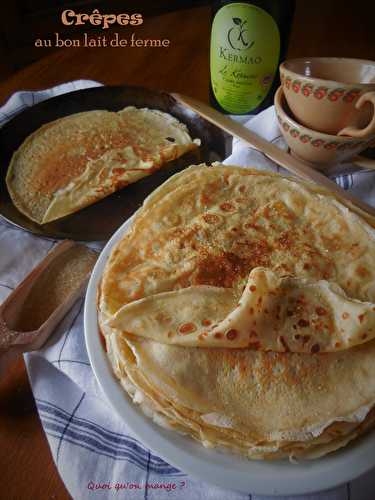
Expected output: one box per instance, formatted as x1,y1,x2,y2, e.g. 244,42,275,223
210,0,295,114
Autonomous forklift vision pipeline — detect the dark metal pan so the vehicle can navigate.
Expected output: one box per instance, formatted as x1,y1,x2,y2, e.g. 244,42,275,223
0,85,230,241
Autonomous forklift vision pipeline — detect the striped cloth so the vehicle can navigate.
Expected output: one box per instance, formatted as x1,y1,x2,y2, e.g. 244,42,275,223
1,81,374,500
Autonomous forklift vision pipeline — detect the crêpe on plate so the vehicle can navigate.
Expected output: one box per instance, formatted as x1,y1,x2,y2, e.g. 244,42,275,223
98,164,375,460
6,107,199,224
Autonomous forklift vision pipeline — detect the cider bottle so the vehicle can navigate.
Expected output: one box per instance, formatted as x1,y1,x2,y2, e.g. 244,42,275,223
210,0,295,114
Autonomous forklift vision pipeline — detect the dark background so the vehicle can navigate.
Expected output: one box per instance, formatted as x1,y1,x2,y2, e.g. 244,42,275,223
0,0,208,78
0,0,375,81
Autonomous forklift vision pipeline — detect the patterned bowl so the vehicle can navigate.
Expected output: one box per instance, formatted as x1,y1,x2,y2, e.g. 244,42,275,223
274,86,374,169
279,57,375,137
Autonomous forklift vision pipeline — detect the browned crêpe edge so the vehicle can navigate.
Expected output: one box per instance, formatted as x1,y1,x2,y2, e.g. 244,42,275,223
6,108,198,224
7,111,119,223
108,268,375,353
101,327,375,460
118,335,375,440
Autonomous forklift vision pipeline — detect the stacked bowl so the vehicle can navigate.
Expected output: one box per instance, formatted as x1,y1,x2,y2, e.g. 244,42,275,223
275,57,375,171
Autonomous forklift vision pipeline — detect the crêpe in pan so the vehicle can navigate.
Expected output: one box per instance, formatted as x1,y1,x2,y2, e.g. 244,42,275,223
98,164,375,460
6,107,199,224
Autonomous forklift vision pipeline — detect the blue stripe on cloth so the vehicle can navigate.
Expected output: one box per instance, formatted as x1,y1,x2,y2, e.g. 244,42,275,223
335,176,343,189
46,420,155,470
45,430,183,476
51,359,91,367
36,398,183,475
37,400,166,460
56,392,86,463
45,428,151,470
42,414,177,472
334,173,355,190
0,283,14,290
57,299,84,368
37,398,169,461
144,450,151,500
44,424,182,476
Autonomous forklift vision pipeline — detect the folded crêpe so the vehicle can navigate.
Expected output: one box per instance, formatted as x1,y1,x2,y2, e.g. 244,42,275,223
6,107,199,224
98,164,375,460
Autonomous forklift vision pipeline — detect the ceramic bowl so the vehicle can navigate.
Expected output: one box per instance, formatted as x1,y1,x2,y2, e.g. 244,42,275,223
280,57,375,137
274,86,374,169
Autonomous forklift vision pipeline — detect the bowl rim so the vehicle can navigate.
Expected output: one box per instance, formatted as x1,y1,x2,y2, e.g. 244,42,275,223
274,86,366,143
280,57,375,87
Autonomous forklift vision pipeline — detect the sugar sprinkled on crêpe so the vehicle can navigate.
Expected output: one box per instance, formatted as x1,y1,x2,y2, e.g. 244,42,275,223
108,267,375,352
6,107,199,224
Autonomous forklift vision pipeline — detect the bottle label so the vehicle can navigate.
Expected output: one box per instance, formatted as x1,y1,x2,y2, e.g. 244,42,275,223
210,2,280,114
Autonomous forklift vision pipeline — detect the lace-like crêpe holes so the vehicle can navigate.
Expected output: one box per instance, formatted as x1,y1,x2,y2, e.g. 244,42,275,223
202,213,221,224
179,322,197,334
226,329,238,341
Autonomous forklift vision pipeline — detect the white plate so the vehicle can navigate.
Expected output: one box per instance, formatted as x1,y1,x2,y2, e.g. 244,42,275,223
84,216,375,496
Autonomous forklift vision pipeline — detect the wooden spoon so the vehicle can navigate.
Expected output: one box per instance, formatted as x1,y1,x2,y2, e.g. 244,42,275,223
0,240,97,376
172,93,375,221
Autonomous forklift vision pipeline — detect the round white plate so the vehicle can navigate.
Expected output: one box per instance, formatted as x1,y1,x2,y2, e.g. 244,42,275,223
84,216,375,496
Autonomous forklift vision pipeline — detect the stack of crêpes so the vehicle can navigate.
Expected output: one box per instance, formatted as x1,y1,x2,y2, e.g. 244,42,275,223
98,164,375,461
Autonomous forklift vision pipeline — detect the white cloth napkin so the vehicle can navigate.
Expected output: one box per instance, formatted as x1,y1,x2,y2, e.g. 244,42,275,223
1,81,375,500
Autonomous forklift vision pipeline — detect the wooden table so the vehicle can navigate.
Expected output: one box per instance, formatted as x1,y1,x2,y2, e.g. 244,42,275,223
1,3,375,499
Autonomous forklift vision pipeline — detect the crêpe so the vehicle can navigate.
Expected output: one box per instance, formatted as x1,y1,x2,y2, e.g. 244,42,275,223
104,330,375,459
109,268,375,352
6,107,199,224
98,164,375,459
